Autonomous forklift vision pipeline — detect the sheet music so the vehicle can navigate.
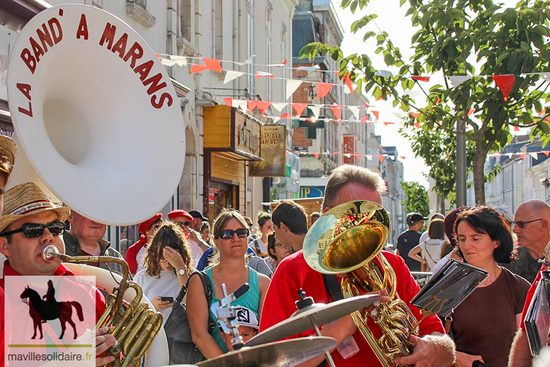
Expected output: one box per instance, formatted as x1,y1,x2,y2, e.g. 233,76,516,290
525,278,550,357
411,259,488,318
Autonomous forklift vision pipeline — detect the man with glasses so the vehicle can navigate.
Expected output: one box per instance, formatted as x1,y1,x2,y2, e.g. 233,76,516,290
167,209,209,268
508,200,550,367
503,200,550,284
64,211,124,275
0,182,116,365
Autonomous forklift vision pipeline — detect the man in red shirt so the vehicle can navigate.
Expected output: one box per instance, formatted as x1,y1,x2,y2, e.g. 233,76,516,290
0,182,115,366
260,165,456,367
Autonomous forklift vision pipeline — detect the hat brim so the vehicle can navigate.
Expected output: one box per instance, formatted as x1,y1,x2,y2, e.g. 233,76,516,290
0,206,70,234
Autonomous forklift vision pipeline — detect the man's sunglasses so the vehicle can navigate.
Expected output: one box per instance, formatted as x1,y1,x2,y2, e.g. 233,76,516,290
176,222,190,228
218,228,249,240
1,221,65,238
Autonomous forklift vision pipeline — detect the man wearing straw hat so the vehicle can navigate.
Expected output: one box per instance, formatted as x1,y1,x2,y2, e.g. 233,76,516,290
0,182,117,365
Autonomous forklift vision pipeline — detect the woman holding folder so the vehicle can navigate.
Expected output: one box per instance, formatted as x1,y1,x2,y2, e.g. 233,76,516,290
451,206,530,367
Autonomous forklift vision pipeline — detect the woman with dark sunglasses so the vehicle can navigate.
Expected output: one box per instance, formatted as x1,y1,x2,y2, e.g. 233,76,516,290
187,209,270,358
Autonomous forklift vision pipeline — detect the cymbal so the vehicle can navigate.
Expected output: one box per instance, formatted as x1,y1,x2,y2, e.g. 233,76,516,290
195,336,337,367
245,294,380,347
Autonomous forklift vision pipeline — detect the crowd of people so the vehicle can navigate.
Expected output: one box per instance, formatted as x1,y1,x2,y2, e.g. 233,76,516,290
0,132,550,367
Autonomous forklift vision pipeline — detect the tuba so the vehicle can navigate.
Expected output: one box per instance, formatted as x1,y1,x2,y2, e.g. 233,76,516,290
303,201,419,367
6,4,187,366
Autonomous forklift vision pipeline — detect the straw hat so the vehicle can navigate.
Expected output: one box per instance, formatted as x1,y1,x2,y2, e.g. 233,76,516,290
0,182,70,234
0,135,16,175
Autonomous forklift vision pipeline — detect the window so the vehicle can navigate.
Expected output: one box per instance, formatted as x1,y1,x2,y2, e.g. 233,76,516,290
214,0,223,60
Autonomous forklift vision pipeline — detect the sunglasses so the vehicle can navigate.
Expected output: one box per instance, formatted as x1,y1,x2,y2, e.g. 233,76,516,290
1,221,65,238
512,219,543,229
218,228,249,240
176,222,190,228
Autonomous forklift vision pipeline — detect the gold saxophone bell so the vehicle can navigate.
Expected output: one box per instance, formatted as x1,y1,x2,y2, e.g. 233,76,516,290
303,201,419,367
44,245,163,367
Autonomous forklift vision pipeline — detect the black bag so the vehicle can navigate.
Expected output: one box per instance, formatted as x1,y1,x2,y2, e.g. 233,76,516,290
164,270,216,364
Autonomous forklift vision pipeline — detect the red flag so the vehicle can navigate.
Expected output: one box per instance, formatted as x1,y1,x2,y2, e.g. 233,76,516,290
317,83,334,99
514,126,521,132
400,156,406,159
361,116,369,123
377,155,384,163
280,112,290,119
519,153,526,160
492,74,515,101
343,73,353,94
468,109,475,116
313,153,319,158
543,151,550,157
256,101,272,114
372,111,380,120
247,100,258,113
190,64,208,73
330,105,343,119
383,122,394,126
355,154,362,159
292,103,308,116
410,112,420,118
204,58,222,73
414,122,420,129
223,98,233,107
412,76,430,82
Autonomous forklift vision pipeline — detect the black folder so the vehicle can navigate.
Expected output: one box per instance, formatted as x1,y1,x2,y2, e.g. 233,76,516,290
410,259,488,318
525,277,550,356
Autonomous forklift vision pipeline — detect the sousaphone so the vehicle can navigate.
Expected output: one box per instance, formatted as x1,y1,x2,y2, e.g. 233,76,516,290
7,4,187,366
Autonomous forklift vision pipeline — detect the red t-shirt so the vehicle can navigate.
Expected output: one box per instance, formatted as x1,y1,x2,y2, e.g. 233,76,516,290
520,264,545,329
0,262,106,366
124,238,146,275
260,250,444,367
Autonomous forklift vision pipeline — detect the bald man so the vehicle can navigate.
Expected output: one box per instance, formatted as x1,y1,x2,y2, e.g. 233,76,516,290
503,200,550,284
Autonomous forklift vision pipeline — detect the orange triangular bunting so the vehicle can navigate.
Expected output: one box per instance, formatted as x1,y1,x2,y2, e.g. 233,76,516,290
248,100,258,113
223,98,233,107
292,103,308,116
190,64,208,73
256,101,272,114
316,83,334,99
372,111,379,120
204,58,222,73
377,155,384,163
411,76,430,82
330,105,343,119
492,74,515,101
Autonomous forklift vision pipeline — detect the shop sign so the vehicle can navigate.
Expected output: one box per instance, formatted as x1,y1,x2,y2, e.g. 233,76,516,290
235,112,261,157
249,125,286,177
343,134,356,165
300,186,325,198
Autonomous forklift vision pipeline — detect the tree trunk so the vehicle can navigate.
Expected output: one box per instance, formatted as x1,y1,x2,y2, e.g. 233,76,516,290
439,194,446,215
472,146,486,205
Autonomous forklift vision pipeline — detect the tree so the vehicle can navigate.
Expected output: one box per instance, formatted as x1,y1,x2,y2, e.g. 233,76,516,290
401,181,430,216
301,0,550,204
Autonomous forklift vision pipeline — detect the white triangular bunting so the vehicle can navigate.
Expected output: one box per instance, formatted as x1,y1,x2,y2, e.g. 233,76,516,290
529,152,538,159
271,103,288,112
447,76,472,88
224,70,245,84
171,56,188,66
348,106,360,120
286,80,302,100
310,106,321,118
233,100,247,112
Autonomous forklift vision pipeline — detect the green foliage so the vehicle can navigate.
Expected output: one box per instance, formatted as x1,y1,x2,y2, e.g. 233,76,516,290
401,181,430,215
301,0,550,204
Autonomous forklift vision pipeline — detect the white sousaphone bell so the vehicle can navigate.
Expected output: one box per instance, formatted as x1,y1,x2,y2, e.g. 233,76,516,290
7,4,188,367
7,3,186,226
